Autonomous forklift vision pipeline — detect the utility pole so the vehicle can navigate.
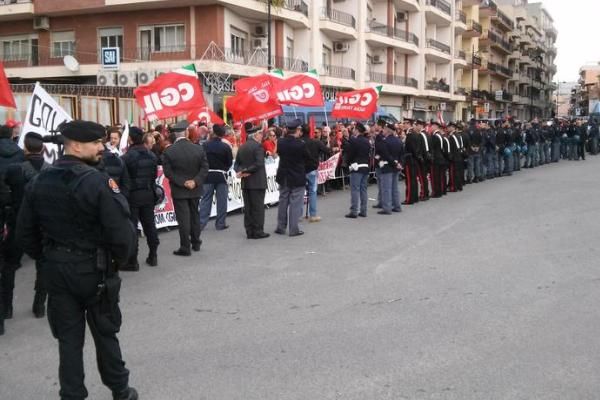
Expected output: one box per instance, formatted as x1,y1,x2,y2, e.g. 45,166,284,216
267,0,272,71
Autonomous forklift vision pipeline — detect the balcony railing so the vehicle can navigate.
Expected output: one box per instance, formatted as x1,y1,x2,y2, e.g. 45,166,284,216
455,49,466,59
456,10,467,24
454,87,467,96
426,38,451,54
369,71,418,88
466,19,482,34
425,0,451,16
482,29,512,53
480,0,498,12
368,23,419,46
467,53,482,66
321,64,355,80
493,8,515,30
425,79,450,92
284,0,308,17
320,7,356,28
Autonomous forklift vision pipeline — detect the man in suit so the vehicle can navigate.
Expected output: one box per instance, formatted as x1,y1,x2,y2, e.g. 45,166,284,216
345,122,371,218
235,124,269,239
162,121,209,256
275,121,312,237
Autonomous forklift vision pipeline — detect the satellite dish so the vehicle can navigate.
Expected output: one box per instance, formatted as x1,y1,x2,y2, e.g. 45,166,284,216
63,55,80,72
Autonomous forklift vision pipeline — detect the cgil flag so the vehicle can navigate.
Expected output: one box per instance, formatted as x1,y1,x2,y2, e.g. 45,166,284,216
187,107,225,125
134,64,206,121
273,69,324,107
331,86,381,120
0,62,15,109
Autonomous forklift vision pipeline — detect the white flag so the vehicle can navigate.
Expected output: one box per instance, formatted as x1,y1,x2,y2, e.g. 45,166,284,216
119,122,129,154
19,82,72,163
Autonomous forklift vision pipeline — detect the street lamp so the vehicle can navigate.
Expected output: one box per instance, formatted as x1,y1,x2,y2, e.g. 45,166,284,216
470,45,481,119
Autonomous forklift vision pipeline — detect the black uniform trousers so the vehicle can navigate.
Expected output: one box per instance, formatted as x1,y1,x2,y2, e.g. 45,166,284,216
1,214,22,313
242,189,266,236
417,160,430,200
43,255,129,400
129,204,159,259
430,163,443,198
403,157,419,204
173,197,201,250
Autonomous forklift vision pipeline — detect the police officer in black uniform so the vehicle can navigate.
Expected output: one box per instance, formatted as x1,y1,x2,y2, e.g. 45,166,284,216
345,122,371,218
16,120,138,400
121,126,160,270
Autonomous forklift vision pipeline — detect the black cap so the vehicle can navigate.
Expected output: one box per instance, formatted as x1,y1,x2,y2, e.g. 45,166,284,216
447,122,457,128
129,126,144,143
58,120,106,143
377,118,386,127
403,118,414,124
24,132,43,142
355,122,367,134
385,123,396,131
245,122,261,134
170,120,189,133
414,119,426,126
287,119,302,130
430,120,441,126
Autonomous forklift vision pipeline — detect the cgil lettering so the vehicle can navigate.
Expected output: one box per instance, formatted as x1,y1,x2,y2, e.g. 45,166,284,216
337,93,373,107
143,82,195,114
277,83,316,102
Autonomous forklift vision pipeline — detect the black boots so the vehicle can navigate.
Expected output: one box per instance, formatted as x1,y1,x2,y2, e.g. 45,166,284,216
120,260,140,272
113,387,138,400
32,290,47,318
145,248,158,267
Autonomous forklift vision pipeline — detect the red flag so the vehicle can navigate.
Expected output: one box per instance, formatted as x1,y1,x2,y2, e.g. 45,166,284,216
309,116,316,139
187,107,225,125
274,73,324,107
134,65,205,121
225,90,282,123
234,74,279,95
331,87,379,120
0,63,16,109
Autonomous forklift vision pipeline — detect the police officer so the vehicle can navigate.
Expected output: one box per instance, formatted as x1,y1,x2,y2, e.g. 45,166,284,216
589,118,599,155
495,120,506,176
345,122,371,218
577,119,587,160
100,130,130,199
121,126,160,269
483,121,497,179
446,123,461,192
199,124,233,231
374,123,401,215
4,132,49,319
416,120,431,201
403,120,421,205
430,124,445,198
466,119,483,183
524,122,536,168
512,122,523,171
16,120,138,400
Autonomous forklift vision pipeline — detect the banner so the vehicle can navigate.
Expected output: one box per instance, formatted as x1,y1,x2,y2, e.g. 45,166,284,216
331,86,381,120
154,167,178,229
134,64,205,121
317,152,341,184
19,82,72,163
0,62,16,109
187,107,225,125
226,90,282,123
274,70,324,107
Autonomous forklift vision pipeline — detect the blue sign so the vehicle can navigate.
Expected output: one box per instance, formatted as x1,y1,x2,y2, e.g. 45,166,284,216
101,47,120,70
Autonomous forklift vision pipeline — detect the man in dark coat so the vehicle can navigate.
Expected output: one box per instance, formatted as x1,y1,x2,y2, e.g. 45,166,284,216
301,122,330,223
121,127,160,268
345,122,371,218
16,120,138,400
275,122,312,236
162,121,209,256
200,124,233,231
234,124,269,239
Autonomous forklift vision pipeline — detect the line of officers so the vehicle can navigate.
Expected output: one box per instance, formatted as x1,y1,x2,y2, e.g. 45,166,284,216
342,117,597,215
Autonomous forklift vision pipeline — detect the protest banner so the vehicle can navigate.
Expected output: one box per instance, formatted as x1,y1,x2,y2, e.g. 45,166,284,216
317,153,341,184
331,86,381,120
19,82,72,163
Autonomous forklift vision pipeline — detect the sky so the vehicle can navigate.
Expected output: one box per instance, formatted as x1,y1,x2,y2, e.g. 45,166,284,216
541,0,600,82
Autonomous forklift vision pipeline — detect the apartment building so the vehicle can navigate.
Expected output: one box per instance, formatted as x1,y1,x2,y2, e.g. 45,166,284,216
571,64,600,117
0,0,556,125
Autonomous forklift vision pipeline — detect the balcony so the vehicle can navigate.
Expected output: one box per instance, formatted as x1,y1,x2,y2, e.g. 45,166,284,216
480,29,512,55
369,71,419,89
321,64,355,80
454,49,467,68
424,0,452,26
495,90,513,102
454,87,468,96
464,19,482,38
425,38,451,63
455,10,467,32
491,8,515,32
545,25,558,39
365,23,419,54
466,53,482,69
547,46,557,57
425,79,451,97
394,0,421,11
480,0,498,17
283,0,308,17
0,0,33,19
320,8,357,40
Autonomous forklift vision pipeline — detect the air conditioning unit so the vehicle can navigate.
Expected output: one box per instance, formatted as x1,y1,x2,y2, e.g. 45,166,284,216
117,71,137,87
439,102,446,111
396,12,406,22
33,16,50,31
97,72,116,87
372,55,383,64
253,25,267,37
333,42,349,53
253,38,268,49
137,70,155,86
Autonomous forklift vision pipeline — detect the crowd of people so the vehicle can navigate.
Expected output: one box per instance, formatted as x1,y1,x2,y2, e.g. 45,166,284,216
0,113,597,400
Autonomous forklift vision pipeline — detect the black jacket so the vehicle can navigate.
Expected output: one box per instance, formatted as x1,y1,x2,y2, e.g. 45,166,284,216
162,138,209,199
99,149,131,198
234,138,267,190
203,137,233,184
5,154,47,212
431,132,446,164
346,135,371,173
301,136,330,173
122,145,159,206
276,135,311,188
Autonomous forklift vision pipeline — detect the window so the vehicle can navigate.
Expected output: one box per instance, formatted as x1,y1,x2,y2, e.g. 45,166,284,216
51,31,75,58
150,24,185,52
230,26,247,57
321,45,331,75
1,37,32,61
99,27,123,61
81,97,115,126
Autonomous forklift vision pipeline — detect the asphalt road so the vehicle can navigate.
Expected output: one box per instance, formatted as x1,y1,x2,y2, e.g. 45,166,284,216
3,156,600,400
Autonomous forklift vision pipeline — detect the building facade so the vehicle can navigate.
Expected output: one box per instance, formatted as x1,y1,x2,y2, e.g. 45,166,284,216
571,64,600,117
0,0,557,125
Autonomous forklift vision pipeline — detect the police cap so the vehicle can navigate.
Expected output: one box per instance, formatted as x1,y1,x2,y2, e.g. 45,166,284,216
447,122,457,128
213,124,226,137
355,122,367,134
414,119,426,126
129,126,144,143
245,122,261,134
286,119,303,130
170,120,190,133
58,120,106,143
